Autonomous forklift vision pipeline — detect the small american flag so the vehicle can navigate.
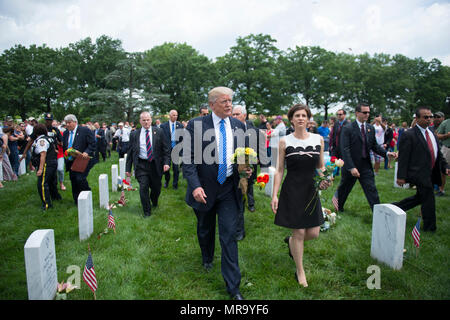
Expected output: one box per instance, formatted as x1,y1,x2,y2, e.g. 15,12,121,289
108,210,116,229
332,191,339,212
83,251,97,293
412,217,421,248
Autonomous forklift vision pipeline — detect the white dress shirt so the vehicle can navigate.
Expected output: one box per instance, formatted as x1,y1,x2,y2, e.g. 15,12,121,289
114,126,131,142
212,112,233,177
417,125,438,161
139,127,153,160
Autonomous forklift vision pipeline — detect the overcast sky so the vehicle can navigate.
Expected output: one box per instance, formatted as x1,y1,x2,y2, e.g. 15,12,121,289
1,0,449,66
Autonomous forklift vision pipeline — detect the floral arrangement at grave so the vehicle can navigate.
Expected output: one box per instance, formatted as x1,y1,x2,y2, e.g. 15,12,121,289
304,156,344,216
320,207,340,232
55,281,78,300
230,147,257,199
255,173,269,190
118,178,136,191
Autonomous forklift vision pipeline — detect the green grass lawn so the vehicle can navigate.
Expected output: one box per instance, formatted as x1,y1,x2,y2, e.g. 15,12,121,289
1,153,449,300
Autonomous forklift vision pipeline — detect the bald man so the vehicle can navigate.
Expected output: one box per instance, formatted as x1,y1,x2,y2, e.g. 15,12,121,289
161,109,184,189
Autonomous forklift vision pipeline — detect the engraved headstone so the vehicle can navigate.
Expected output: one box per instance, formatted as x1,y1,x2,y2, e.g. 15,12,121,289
111,165,118,192
119,158,125,182
265,166,276,198
18,158,26,175
370,204,406,270
99,174,109,209
78,191,93,241
394,162,409,188
24,229,58,300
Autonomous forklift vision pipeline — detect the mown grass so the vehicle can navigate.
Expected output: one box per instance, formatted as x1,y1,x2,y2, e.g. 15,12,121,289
0,152,449,300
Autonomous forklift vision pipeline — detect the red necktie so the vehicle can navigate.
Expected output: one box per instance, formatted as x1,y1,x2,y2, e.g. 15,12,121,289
425,130,435,168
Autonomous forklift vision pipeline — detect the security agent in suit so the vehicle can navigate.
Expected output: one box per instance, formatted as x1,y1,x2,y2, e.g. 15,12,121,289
336,104,396,212
93,122,107,162
161,109,184,189
232,104,259,241
393,107,449,232
329,109,350,159
183,87,251,300
62,114,97,205
125,112,170,217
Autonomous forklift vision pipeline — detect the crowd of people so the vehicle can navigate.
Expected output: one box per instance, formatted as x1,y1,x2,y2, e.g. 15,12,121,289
1,86,449,299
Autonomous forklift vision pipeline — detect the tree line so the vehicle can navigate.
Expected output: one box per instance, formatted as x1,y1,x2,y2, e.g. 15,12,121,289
1,33,449,124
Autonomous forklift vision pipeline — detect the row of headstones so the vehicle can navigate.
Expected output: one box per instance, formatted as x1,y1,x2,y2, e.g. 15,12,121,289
23,203,407,299
24,156,129,299
24,152,408,299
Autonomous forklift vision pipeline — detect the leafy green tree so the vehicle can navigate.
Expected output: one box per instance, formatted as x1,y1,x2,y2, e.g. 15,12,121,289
143,42,214,119
215,33,291,115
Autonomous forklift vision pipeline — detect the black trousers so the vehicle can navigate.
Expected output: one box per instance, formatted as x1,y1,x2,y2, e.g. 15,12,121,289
164,163,179,187
135,158,162,216
69,166,91,205
37,161,61,209
337,159,380,211
194,177,241,295
393,184,436,231
118,141,129,158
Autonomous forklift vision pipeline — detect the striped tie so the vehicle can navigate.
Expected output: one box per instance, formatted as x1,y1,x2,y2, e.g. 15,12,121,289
171,123,176,148
146,129,153,161
217,119,227,185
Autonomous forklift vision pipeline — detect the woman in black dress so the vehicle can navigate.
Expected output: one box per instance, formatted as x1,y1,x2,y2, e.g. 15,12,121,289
271,104,331,287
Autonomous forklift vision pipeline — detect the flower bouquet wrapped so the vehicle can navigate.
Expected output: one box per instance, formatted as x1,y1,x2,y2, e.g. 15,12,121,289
231,147,257,198
64,147,82,160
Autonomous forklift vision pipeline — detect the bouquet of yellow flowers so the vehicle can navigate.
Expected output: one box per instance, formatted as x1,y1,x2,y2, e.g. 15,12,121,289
230,147,257,198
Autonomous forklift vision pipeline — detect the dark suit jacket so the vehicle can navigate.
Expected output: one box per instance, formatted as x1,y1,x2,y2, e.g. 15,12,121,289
63,125,97,171
330,119,350,157
183,114,246,212
340,121,387,171
94,128,107,151
397,126,447,188
161,121,184,148
125,127,170,177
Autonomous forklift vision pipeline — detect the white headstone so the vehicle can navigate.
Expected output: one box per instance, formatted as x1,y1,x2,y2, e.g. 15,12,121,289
271,147,278,169
24,229,58,300
265,166,276,197
371,204,406,270
99,174,109,209
18,158,26,175
0,160,3,181
394,162,409,188
111,165,118,192
78,191,93,241
119,158,125,181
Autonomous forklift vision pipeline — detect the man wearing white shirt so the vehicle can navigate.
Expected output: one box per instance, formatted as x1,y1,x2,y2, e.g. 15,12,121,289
125,112,170,217
183,87,251,300
114,122,131,158
161,109,184,189
393,106,449,232
268,115,286,167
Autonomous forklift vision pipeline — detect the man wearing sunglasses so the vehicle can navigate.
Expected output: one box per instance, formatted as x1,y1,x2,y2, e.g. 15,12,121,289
336,103,397,213
393,107,449,232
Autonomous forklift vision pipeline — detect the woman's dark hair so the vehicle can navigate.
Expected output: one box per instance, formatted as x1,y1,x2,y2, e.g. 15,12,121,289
2,126,14,134
287,104,312,122
33,123,48,136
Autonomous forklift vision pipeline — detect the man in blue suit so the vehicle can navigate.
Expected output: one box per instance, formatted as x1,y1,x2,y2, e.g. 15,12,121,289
183,87,251,300
62,114,97,205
